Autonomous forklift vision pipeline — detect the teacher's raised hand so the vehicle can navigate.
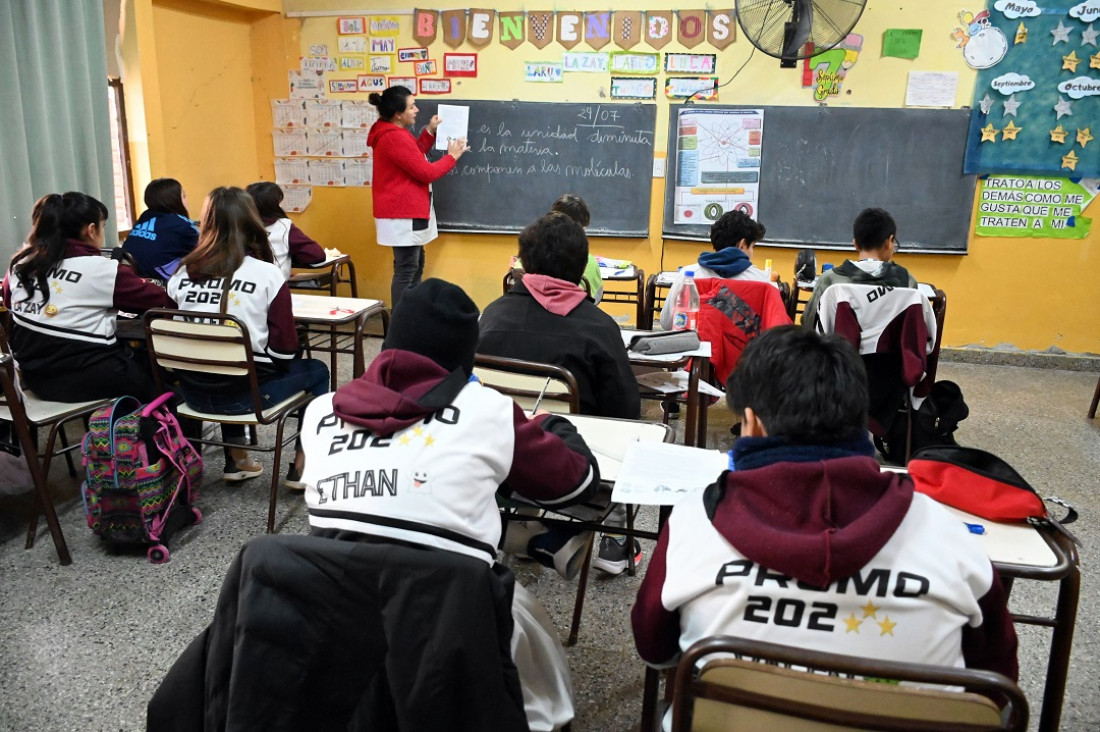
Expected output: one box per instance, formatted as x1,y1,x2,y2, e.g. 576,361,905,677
427,115,442,134
447,137,470,161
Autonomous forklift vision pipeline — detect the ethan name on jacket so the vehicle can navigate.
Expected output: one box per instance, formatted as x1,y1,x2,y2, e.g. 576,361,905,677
310,407,461,503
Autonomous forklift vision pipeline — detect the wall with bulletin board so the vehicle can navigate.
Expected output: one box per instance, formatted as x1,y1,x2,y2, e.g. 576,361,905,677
268,0,1098,353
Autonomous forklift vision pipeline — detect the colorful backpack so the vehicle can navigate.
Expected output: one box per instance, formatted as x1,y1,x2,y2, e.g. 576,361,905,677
82,393,203,563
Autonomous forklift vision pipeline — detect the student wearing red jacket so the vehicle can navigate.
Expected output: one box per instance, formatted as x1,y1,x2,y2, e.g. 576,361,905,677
366,85,469,308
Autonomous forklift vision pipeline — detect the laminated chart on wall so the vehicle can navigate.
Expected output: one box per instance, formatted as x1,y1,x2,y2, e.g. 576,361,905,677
671,108,764,225
271,99,375,189
963,0,1100,178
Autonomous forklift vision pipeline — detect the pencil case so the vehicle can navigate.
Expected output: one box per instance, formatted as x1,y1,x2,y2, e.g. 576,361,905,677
628,330,700,355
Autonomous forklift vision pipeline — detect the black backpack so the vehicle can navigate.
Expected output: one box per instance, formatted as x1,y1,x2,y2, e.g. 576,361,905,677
874,380,969,465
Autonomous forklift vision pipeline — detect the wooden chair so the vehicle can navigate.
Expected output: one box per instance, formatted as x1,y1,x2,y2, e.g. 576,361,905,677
1090,374,1100,419
787,280,815,323
0,323,110,556
643,272,672,330
473,353,608,646
0,354,76,565
144,309,316,533
670,636,1028,732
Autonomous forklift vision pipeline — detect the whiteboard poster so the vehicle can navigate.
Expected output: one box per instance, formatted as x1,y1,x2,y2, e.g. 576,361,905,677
671,108,764,225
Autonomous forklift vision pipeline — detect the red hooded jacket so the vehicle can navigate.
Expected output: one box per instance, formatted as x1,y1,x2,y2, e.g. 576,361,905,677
367,120,456,219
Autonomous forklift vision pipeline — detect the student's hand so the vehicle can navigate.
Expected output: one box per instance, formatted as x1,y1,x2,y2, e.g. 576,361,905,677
447,137,470,161
427,115,442,134
770,270,781,283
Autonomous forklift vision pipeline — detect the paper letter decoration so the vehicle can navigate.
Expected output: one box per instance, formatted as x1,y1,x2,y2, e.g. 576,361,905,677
557,12,583,50
468,9,495,47
678,10,706,49
442,10,466,48
413,9,438,45
585,11,611,50
708,10,737,50
528,11,555,50
499,12,525,49
614,11,642,50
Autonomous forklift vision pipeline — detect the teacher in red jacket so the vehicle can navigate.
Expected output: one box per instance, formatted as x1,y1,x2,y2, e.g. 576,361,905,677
367,86,469,308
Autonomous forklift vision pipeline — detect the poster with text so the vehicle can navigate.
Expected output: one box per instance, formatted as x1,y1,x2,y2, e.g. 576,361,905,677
672,108,764,225
975,174,1097,238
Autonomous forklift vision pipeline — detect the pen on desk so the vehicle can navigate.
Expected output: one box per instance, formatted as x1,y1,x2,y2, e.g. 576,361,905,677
531,377,551,413
964,522,985,535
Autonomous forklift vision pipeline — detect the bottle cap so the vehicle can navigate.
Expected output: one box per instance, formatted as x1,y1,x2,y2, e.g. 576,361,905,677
764,259,773,270
822,263,834,271
684,269,695,277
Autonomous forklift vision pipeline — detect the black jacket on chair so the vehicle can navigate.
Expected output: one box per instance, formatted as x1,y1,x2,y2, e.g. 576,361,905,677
147,534,528,732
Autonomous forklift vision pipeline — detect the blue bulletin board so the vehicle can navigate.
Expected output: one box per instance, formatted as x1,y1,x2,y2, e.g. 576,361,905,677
962,0,1100,178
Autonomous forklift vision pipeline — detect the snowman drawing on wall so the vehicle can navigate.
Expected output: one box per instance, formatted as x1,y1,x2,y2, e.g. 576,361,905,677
953,9,1009,69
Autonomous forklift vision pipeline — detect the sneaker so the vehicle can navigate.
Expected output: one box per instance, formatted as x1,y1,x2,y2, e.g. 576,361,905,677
501,520,549,560
528,528,592,581
223,454,263,482
284,462,305,491
592,535,643,576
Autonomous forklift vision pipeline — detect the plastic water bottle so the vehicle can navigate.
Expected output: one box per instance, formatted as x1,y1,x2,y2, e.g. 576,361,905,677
671,269,700,331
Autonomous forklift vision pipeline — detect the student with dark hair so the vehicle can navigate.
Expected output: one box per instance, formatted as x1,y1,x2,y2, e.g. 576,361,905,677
122,177,199,280
167,186,329,483
802,207,918,332
549,193,603,302
300,278,596,731
367,85,469,308
245,181,324,280
480,212,642,575
632,327,1017,730
3,192,173,402
660,209,773,330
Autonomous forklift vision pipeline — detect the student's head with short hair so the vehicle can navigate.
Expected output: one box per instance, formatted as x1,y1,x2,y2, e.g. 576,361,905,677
853,207,898,259
727,326,868,444
245,181,287,221
143,178,189,218
383,278,480,375
518,211,589,283
709,210,766,256
182,186,274,282
550,193,590,228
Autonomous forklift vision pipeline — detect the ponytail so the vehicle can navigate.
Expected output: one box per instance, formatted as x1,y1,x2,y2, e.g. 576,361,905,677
10,192,108,304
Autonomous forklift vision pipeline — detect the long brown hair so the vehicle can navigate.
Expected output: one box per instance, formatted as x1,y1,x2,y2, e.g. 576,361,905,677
10,192,108,303
180,186,273,282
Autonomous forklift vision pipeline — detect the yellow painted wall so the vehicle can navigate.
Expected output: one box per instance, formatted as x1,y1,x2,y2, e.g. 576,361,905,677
131,0,1096,353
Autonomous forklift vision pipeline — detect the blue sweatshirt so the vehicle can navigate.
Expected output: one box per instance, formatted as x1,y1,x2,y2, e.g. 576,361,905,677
122,210,199,279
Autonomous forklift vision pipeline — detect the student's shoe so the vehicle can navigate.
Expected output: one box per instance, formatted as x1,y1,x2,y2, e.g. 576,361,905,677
528,528,592,581
223,453,263,482
501,520,550,560
284,462,305,491
592,535,643,576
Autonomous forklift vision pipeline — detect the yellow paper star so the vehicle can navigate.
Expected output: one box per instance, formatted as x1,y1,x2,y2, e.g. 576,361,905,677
1050,125,1068,143
860,601,879,619
1062,50,1080,71
412,425,423,436
1002,121,1023,140
980,123,999,142
877,615,897,636
1091,51,1100,70
844,613,862,633
1062,150,1079,170
1077,128,1094,147
398,434,411,446
1014,21,1027,45
424,434,436,447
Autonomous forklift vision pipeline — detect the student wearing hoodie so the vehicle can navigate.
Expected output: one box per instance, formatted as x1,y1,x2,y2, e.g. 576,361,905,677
122,178,199,280
802,207,918,332
479,212,643,576
245,181,325,279
299,278,599,731
660,209,773,331
631,327,1017,730
366,86,469,308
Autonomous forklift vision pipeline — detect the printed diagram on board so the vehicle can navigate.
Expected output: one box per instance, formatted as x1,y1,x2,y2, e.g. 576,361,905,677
672,108,764,225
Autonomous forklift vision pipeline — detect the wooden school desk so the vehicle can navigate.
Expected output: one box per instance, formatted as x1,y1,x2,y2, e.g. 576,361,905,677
290,294,387,390
288,252,359,298
622,329,712,448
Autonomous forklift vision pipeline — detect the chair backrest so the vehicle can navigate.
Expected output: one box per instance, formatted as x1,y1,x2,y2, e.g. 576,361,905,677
672,636,1027,732
788,281,814,322
643,273,671,330
473,353,580,414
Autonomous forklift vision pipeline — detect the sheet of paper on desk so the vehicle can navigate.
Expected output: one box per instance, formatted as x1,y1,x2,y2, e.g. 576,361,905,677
635,370,724,397
612,442,728,505
434,105,470,150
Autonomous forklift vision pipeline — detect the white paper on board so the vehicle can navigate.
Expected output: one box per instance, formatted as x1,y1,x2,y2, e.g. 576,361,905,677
434,104,470,150
905,71,959,107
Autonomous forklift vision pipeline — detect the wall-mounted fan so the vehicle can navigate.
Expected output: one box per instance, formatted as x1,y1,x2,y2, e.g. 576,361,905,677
735,0,868,67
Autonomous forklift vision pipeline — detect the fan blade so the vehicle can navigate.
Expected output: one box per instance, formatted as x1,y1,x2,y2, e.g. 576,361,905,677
783,0,814,57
